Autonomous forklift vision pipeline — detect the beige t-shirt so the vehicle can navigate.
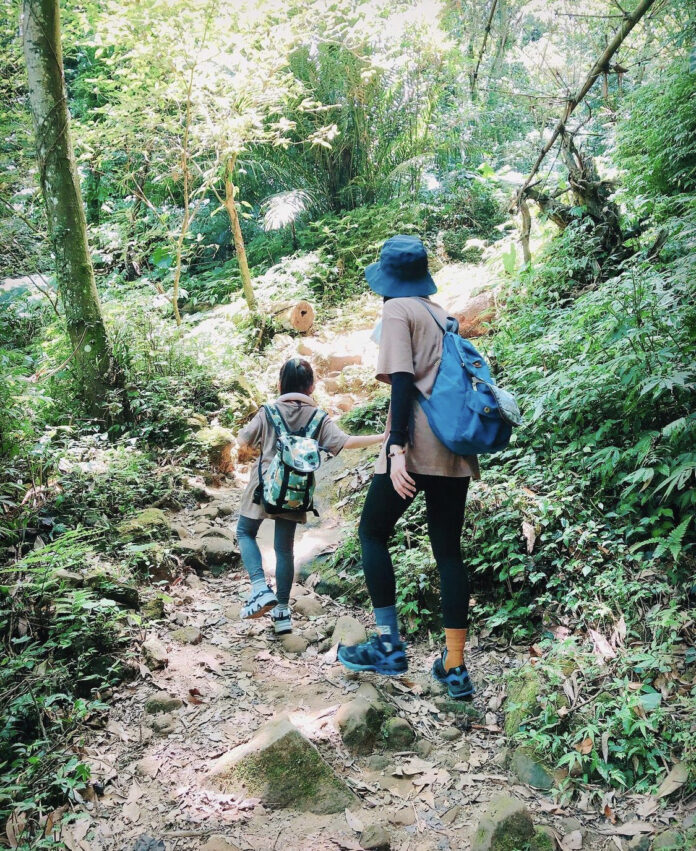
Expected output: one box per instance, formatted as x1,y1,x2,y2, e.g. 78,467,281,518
374,297,480,479
237,394,349,522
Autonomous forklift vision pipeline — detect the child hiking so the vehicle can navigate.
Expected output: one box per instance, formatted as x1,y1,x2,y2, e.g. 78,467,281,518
236,358,383,635
337,235,482,699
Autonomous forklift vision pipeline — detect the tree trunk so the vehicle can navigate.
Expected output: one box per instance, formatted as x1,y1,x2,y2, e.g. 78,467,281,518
519,198,532,265
224,156,257,312
22,0,123,413
470,0,498,101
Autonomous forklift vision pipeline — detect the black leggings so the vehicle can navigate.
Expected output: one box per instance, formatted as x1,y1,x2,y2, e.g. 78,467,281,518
358,473,470,628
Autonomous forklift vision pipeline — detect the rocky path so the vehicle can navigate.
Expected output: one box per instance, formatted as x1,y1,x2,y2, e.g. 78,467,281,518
63,460,620,851
57,281,628,851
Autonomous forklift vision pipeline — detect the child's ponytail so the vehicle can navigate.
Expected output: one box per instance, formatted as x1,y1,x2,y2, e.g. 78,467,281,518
279,358,314,395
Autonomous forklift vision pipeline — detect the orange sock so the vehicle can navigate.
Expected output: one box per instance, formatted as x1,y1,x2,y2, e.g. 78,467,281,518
444,628,468,670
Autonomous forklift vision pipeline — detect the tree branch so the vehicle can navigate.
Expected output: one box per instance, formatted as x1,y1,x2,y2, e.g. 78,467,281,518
470,0,498,99
517,0,658,204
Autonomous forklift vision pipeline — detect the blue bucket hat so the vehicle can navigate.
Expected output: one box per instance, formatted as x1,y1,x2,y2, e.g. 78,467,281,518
365,235,437,298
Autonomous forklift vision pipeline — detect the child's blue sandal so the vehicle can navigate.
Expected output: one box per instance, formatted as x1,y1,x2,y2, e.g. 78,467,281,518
241,587,278,619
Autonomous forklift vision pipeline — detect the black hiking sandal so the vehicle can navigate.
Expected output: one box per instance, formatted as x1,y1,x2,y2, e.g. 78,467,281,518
432,651,475,700
337,634,408,676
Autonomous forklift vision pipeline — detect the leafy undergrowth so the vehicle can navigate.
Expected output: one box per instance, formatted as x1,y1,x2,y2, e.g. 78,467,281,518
0,533,130,841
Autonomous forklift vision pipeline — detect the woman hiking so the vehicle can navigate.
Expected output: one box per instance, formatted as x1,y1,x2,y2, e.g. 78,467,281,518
337,235,479,699
236,357,383,636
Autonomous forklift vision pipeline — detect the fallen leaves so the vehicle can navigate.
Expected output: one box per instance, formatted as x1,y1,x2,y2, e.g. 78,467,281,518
574,737,594,756
344,809,363,832
522,520,536,553
188,687,205,705
589,629,616,662
60,818,92,851
604,821,655,837
654,762,689,799
4,811,26,849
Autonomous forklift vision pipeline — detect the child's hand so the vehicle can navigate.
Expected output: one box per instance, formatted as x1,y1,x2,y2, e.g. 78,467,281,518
237,442,259,464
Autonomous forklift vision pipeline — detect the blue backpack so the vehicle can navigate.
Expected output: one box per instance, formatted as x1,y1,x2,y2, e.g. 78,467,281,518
418,303,521,455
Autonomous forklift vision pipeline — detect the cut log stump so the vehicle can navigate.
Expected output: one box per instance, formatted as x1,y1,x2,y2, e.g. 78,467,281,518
271,300,315,333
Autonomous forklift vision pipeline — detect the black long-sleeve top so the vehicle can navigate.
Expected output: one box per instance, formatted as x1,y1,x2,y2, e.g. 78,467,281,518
386,371,414,454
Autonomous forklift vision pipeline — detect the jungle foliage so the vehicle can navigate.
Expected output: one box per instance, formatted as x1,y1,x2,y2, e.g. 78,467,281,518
1,0,695,843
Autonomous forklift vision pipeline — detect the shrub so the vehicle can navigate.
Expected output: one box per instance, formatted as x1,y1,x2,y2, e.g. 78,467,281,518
616,63,696,198
0,532,129,837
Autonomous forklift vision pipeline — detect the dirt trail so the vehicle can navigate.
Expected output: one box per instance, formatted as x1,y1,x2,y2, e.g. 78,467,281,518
66,284,615,851
76,479,517,851
74,468,612,851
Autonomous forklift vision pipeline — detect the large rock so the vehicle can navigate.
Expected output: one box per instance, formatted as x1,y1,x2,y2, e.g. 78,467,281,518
195,427,237,473
84,568,139,609
207,718,355,814
280,634,308,655
360,824,391,850
331,615,367,647
293,595,324,618
449,288,497,338
174,536,239,573
142,638,168,670
145,692,183,714
382,717,415,750
652,830,685,850
471,796,535,851
141,597,165,620
504,665,541,736
511,747,554,791
117,508,170,541
170,625,202,645
201,527,236,541
199,537,240,566
336,698,384,755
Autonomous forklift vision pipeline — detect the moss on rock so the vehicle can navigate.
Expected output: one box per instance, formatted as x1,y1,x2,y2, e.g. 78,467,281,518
510,746,555,791
195,426,237,473
504,665,541,737
529,827,555,851
472,796,535,851
117,507,171,541
207,717,355,814
382,716,415,750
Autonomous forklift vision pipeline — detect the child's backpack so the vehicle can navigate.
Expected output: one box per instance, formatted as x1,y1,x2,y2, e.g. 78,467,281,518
256,404,327,514
418,303,521,455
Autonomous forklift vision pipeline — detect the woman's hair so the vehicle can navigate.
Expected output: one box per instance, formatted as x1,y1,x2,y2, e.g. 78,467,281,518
279,358,314,394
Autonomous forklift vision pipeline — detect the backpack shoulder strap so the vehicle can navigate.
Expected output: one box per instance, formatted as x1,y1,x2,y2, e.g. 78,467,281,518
301,408,328,440
263,404,289,438
418,300,458,335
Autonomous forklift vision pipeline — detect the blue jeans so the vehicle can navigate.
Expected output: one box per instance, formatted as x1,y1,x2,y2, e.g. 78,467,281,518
236,515,297,606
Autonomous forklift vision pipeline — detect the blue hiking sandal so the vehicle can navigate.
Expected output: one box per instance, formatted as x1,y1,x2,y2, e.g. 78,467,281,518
271,605,292,635
241,587,278,620
337,634,408,676
432,651,475,700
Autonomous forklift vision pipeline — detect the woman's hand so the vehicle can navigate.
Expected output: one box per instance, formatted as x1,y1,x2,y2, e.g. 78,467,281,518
389,451,416,500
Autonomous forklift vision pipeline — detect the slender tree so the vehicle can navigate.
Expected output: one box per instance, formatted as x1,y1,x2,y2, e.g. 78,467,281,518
22,0,123,411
